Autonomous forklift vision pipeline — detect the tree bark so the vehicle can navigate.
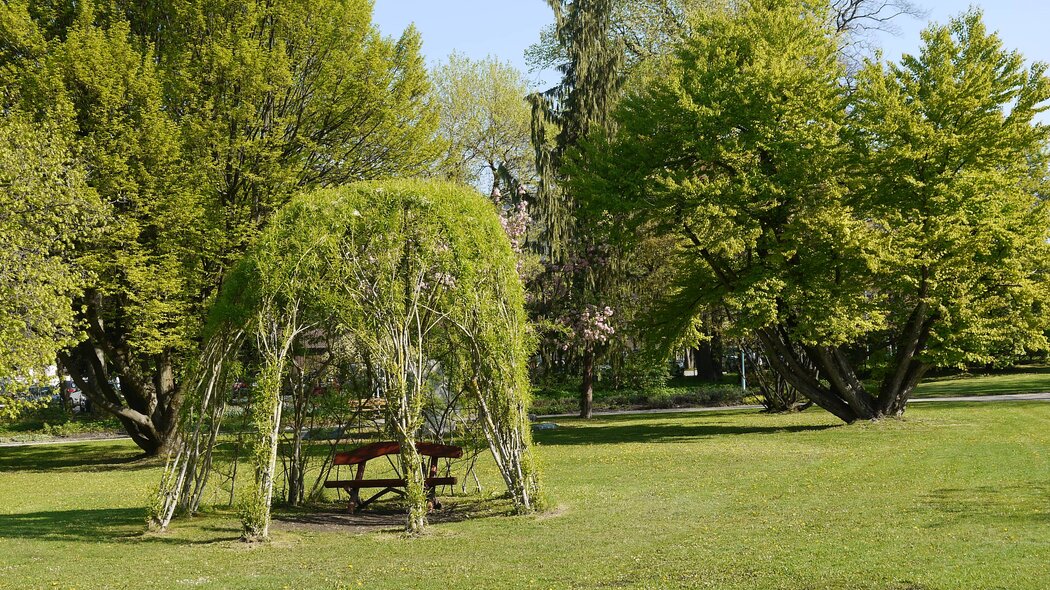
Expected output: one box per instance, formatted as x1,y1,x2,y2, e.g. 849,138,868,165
398,439,427,535
696,334,723,382
58,293,182,456
806,345,878,420
580,348,595,419
755,328,859,423
59,346,179,456
877,300,936,416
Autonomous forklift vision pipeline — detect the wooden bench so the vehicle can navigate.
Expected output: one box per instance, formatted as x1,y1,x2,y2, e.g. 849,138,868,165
353,397,387,415
324,441,463,513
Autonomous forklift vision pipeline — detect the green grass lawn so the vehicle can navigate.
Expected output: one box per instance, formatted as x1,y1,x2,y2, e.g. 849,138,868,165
1,402,1048,589
913,369,1050,398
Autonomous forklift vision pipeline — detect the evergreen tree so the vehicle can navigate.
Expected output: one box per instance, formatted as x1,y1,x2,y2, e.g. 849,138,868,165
529,0,626,418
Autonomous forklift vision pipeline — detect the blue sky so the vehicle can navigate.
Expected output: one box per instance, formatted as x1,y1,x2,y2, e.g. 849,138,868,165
872,1,1050,66
372,0,554,87
373,0,1050,90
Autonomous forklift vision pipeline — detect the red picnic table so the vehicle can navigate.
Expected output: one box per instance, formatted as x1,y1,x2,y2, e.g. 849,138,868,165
323,441,463,513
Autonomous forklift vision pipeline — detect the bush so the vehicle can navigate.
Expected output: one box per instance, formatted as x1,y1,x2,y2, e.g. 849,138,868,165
610,355,673,391
0,400,120,440
531,381,746,415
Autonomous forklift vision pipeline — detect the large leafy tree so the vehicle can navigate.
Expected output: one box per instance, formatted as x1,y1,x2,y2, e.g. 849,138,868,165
0,114,99,417
525,0,924,417
0,0,438,453
848,11,1050,413
431,53,535,195
572,2,1050,422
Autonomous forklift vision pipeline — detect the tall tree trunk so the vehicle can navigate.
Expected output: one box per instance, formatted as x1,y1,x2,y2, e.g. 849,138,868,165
398,440,427,535
580,349,595,419
286,363,308,507
756,328,860,423
877,300,936,417
58,294,182,456
386,359,427,535
287,429,305,507
696,335,723,382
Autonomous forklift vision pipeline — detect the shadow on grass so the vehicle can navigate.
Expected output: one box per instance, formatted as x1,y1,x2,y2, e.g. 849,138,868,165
274,495,515,535
534,415,840,446
917,484,1050,526
0,508,239,545
0,442,156,473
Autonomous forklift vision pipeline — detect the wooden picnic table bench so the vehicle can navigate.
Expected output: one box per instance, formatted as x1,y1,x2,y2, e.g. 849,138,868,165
324,441,463,513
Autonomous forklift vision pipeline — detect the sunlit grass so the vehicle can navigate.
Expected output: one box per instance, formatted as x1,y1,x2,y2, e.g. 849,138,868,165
1,402,1048,589
913,369,1050,398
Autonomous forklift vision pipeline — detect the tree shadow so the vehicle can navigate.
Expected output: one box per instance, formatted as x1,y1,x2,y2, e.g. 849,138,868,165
0,442,157,473
0,508,238,545
534,415,840,446
273,495,515,535
916,484,1050,527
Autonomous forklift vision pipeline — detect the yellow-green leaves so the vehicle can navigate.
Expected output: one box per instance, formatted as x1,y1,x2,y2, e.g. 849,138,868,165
852,9,1050,367
571,3,1050,419
0,115,98,385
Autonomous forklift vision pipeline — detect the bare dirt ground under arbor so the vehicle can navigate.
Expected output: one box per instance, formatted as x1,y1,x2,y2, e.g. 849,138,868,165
272,496,513,535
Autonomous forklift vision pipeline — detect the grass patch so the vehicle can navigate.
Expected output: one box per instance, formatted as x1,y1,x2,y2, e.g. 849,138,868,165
0,403,122,443
1,402,1049,588
913,370,1050,398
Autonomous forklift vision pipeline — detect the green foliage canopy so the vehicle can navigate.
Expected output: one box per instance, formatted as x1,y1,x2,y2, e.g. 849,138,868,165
154,179,541,538
0,114,99,416
570,2,1050,421
0,0,440,452
431,53,535,193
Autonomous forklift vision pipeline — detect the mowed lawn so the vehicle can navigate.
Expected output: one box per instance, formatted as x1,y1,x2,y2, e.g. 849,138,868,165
913,370,1050,398
1,404,1048,589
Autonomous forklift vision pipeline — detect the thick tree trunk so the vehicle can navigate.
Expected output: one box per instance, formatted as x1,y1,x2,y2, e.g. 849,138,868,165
757,316,936,424
695,333,723,382
59,346,181,456
806,345,879,420
877,301,936,417
58,293,182,456
580,349,595,419
755,329,860,423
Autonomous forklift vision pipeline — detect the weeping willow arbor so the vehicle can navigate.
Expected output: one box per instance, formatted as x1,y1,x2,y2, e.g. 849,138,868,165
148,180,541,538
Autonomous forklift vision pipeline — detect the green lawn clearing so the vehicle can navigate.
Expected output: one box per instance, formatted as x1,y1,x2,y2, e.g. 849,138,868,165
913,369,1050,398
1,402,1048,589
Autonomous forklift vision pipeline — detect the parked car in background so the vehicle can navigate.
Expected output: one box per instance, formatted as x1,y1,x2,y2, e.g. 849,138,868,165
58,380,89,412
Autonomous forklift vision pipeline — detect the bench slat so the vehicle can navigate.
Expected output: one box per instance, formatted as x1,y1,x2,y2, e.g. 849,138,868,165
324,476,457,489
333,441,464,465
